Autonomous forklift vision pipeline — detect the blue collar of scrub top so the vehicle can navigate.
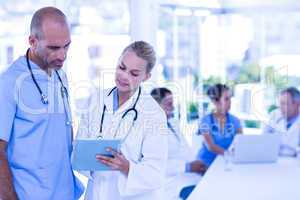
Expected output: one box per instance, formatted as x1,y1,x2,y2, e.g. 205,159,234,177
23,55,54,80
209,112,231,135
113,88,119,113
286,114,300,129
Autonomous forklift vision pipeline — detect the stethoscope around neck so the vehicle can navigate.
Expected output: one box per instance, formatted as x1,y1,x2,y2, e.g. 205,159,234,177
25,48,72,126
98,86,141,141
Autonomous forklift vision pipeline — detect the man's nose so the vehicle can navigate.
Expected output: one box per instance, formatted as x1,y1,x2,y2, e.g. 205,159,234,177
57,48,67,60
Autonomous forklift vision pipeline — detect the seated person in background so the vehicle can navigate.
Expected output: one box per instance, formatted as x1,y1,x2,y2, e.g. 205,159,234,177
264,87,300,156
196,83,242,168
151,88,203,200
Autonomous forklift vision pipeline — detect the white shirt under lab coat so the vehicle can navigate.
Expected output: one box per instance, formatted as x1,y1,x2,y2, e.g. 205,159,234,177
164,118,201,200
264,109,300,156
76,87,168,200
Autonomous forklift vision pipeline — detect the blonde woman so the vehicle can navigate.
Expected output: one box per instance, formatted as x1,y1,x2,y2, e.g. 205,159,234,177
77,41,168,200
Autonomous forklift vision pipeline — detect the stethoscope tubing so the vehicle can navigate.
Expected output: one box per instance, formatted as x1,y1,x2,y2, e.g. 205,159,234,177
25,48,72,126
98,87,141,140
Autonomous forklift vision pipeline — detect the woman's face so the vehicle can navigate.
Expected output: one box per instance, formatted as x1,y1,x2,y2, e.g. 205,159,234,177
214,90,231,114
115,50,151,93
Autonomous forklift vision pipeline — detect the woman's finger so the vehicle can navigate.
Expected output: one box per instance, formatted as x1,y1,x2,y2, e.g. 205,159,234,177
106,148,125,161
96,154,122,167
106,148,122,157
98,158,119,170
96,154,112,162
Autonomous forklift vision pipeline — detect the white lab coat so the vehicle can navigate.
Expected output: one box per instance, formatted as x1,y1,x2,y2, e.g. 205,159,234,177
264,109,300,156
76,87,168,200
164,118,201,200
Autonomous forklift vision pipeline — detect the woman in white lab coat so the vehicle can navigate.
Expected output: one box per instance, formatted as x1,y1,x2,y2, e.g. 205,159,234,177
151,88,203,200
76,41,168,200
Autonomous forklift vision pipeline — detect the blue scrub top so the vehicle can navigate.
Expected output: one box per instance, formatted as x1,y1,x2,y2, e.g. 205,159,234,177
0,56,83,200
197,112,241,167
113,88,119,112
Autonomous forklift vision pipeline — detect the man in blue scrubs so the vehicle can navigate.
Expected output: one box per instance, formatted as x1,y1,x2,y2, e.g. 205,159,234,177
0,7,83,200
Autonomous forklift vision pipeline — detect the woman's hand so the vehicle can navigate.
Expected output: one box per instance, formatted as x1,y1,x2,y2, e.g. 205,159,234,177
96,148,130,176
189,160,207,174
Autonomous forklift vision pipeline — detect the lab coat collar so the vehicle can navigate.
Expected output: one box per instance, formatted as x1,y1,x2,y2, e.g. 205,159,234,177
276,112,300,127
103,87,141,116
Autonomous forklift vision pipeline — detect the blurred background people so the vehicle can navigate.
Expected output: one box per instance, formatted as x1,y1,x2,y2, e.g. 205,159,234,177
264,87,300,156
151,87,202,200
196,83,243,168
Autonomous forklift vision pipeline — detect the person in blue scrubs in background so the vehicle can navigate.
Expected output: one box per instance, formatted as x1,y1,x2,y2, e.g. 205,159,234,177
0,7,83,200
196,83,242,168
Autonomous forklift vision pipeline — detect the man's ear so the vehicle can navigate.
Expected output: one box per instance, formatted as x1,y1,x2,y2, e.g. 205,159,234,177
29,35,38,50
143,72,151,82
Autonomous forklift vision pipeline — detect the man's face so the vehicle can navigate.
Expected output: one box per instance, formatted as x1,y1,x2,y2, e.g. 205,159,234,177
279,92,298,120
30,19,71,70
160,93,174,118
115,51,150,93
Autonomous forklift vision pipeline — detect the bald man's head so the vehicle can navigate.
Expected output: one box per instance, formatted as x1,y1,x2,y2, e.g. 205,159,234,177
30,7,69,39
28,7,71,72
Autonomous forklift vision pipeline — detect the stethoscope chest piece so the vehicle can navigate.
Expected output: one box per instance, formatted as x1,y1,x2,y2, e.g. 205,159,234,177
41,94,49,105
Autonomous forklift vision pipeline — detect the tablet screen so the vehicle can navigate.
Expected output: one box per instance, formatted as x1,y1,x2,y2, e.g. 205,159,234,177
72,139,121,171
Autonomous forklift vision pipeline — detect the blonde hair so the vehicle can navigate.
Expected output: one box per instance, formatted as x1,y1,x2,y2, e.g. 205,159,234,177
122,41,156,73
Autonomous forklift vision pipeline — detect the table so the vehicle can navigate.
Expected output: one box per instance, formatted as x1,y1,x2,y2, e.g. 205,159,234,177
188,156,300,200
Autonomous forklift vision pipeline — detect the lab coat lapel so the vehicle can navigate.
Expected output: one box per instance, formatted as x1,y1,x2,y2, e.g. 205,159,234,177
114,88,140,140
101,89,118,139
103,89,114,114
273,112,286,135
278,118,286,134
284,114,300,148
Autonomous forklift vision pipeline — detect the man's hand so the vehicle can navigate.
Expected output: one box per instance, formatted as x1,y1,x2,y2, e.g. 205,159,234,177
0,140,18,200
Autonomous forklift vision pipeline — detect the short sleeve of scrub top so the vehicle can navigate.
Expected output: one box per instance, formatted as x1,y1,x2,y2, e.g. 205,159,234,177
197,113,241,167
0,70,17,141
